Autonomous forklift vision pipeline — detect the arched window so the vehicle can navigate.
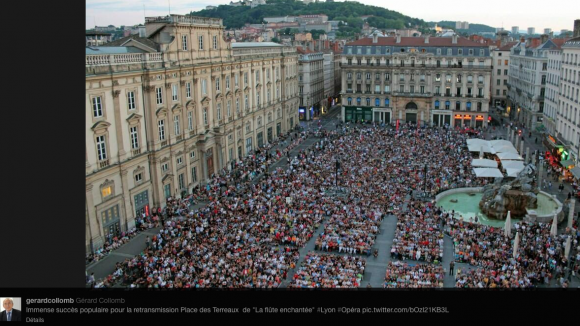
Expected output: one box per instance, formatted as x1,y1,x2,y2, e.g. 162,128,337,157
375,98,380,106
477,102,482,111
385,98,390,106
366,98,370,106
348,97,352,105
456,101,461,110
445,101,450,110
356,97,361,105
467,102,472,111
435,100,440,109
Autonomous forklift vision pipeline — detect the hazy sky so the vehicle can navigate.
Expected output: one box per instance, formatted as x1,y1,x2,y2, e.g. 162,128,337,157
86,0,578,32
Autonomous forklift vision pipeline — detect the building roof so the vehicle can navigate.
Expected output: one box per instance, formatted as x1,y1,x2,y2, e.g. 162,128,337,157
86,31,112,36
497,42,518,51
86,46,146,55
231,42,283,48
563,36,580,47
345,36,488,47
102,35,159,51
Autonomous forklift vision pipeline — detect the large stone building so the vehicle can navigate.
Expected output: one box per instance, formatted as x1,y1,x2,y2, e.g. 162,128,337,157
85,15,299,253
491,42,517,109
544,41,563,136
507,35,567,130
558,33,580,165
297,48,324,120
340,33,492,127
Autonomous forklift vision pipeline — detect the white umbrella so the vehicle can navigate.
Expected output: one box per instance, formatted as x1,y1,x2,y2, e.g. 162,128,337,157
564,236,572,258
512,231,520,258
480,146,484,159
550,214,558,237
504,211,512,237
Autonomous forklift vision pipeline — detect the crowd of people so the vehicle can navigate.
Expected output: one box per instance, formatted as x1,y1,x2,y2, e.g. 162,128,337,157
445,214,578,288
289,252,366,288
89,118,579,289
383,261,445,288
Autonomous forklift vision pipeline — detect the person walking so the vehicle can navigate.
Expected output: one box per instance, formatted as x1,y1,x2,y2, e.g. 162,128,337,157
449,260,455,276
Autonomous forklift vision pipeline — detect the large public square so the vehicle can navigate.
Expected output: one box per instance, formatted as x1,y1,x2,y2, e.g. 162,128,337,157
86,105,580,289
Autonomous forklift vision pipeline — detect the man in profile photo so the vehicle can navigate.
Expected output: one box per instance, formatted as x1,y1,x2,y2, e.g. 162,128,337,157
1,298,21,321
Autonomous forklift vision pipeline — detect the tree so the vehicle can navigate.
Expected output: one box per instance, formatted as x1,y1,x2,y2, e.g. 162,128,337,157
272,37,280,43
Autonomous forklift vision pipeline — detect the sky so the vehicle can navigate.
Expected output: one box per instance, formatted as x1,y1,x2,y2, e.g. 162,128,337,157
86,0,579,32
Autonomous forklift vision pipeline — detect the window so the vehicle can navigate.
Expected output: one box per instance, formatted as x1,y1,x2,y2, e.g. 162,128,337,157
497,79,501,86
469,49,474,56
96,135,107,160
256,70,260,84
213,35,217,49
186,82,191,98
164,184,171,198
477,102,482,111
437,48,441,55
458,49,463,55
456,101,461,110
101,186,111,198
347,73,352,79
446,74,451,83
447,49,452,56
198,35,203,50
445,101,450,110
504,69,508,75
217,103,222,120
456,87,461,96
347,97,352,105
384,98,390,106
385,73,390,81
480,49,485,56
155,87,163,104
356,97,361,105
174,115,180,135
256,93,260,107
178,174,185,190
466,102,472,111
226,76,230,89
467,75,473,83
356,73,361,80
158,120,165,140
182,35,188,50
435,100,440,109
366,98,370,106
467,87,472,95
134,173,142,183
92,96,103,117
127,91,135,110
435,74,441,82
177,157,183,165
162,163,168,173
227,101,231,117
478,88,483,96
420,74,425,82
192,167,198,183
190,151,195,159
245,95,249,110
504,60,508,65
375,98,380,106
188,111,193,131
130,126,139,149
375,85,380,93
203,108,208,125
366,73,371,80
435,86,440,95
236,99,240,115
246,137,252,154
172,84,178,101
497,69,501,76
478,75,484,83
201,79,207,95
457,75,462,82
400,74,405,81
216,78,220,91
420,86,425,93
436,60,441,68
235,74,239,86
410,85,415,93
400,85,404,92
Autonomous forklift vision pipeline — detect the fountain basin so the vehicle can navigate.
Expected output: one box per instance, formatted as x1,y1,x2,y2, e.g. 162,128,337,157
436,187,564,227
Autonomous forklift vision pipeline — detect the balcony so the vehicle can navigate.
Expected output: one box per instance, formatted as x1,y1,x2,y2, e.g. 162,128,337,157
392,92,432,98
131,148,141,156
176,135,183,142
345,89,353,93
160,140,168,147
189,130,197,137
477,95,484,98
98,159,110,169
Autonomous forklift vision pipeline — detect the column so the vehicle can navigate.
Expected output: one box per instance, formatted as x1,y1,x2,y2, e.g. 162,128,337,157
86,184,103,251
568,199,576,229
120,169,134,231
112,90,127,161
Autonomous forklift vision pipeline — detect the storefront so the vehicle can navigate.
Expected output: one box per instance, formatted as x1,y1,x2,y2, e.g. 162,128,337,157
101,204,121,242
432,111,452,127
299,107,307,121
134,190,149,219
257,131,264,148
372,109,391,124
276,122,281,137
343,106,373,123
475,115,484,128
454,114,462,127
405,113,417,123
463,115,472,127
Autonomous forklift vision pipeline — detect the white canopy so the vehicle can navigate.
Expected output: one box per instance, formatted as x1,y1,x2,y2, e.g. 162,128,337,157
501,160,525,170
472,159,499,168
468,143,495,153
489,140,513,148
493,144,519,154
496,152,524,160
466,139,489,146
473,168,504,178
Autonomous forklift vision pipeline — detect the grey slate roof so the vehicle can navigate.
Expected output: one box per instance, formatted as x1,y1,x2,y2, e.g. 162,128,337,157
231,42,283,48
101,35,159,51
86,47,147,55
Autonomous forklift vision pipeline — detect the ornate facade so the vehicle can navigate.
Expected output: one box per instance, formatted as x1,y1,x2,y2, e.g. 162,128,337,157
85,15,299,253
340,33,492,128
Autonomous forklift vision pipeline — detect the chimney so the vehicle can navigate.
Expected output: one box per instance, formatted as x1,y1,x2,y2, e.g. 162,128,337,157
520,36,525,43
575,19,580,37
540,34,548,44
424,35,430,44
138,25,146,37
396,34,401,43
452,34,458,44
549,31,554,39
372,31,378,44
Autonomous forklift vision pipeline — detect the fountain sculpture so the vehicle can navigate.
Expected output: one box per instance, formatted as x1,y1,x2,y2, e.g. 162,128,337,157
479,164,538,219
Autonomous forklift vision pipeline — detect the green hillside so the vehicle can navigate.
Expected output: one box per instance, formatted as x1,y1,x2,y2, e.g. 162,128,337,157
190,0,428,37
436,21,496,34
